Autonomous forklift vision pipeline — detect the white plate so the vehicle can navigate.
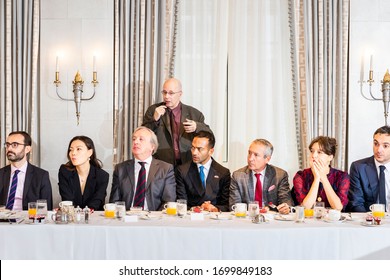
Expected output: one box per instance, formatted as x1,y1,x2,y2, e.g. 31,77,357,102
274,214,295,221
209,214,232,220
360,221,383,227
126,210,148,216
140,214,161,220
323,217,346,223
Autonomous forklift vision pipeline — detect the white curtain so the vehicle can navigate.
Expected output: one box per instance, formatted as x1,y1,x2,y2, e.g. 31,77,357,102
175,0,298,176
0,0,40,166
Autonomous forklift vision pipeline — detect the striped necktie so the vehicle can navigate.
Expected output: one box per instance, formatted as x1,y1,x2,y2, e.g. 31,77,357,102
6,170,20,210
133,162,146,208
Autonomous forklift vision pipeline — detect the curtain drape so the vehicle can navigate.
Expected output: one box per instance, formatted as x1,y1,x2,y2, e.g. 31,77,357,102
175,0,299,175
0,0,40,167
289,0,349,170
113,0,179,164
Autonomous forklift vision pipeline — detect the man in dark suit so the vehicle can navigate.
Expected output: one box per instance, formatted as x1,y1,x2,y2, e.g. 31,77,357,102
229,139,293,214
176,131,230,212
349,126,390,212
0,131,53,210
142,78,212,166
109,126,176,211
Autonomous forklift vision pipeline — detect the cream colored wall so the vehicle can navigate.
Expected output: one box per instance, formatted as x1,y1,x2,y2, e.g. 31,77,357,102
348,0,390,168
39,0,383,207
40,0,113,208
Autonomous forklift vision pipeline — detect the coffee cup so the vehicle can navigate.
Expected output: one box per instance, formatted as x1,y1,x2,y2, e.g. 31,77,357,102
104,203,116,218
164,202,177,215
370,203,385,218
328,209,341,221
232,203,247,217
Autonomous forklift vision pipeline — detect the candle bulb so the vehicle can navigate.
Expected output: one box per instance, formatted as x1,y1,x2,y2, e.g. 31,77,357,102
93,56,96,72
370,55,373,71
56,56,59,72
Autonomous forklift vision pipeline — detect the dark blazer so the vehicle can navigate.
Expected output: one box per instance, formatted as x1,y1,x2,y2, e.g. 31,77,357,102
109,158,176,211
142,102,212,165
229,164,294,209
176,159,231,212
348,156,381,212
58,164,109,210
0,163,53,210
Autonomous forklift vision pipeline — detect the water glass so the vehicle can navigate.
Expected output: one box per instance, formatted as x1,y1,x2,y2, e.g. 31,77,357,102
115,201,126,220
177,199,187,217
248,201,259,217
36,199,48,220
314,201,325,219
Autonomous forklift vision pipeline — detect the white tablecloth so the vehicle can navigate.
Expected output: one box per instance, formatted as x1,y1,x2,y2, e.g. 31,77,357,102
1,212,389,260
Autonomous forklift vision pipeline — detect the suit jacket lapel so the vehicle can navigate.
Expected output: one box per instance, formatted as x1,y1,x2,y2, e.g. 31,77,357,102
189,162,205,196
145,159,158,210
366,159,379,197
125,160,136,204
23,163,33,202
82,165,96,202
246,167,255,201
0,166,11,203
162,109,173,137
180,104,190,136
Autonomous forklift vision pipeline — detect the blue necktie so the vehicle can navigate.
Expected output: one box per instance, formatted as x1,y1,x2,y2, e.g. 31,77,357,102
379,165,386,208
6,170,20,210
199,166,206,188
133,162,146,208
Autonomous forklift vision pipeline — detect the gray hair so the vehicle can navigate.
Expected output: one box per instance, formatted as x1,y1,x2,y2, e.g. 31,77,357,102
251,139,273,158
133,126,159,155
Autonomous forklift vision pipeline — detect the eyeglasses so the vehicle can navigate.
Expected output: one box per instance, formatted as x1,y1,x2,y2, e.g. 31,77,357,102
161,90,181,96
4,142,27,149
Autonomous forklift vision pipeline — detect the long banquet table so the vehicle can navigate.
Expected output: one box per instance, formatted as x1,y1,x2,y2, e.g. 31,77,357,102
1,211,390,260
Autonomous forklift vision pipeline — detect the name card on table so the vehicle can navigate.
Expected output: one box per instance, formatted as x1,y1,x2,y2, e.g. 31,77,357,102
190,213,204,221
124,215,138,223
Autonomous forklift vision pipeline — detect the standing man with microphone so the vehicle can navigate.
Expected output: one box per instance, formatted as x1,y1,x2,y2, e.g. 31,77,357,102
142,78,212,167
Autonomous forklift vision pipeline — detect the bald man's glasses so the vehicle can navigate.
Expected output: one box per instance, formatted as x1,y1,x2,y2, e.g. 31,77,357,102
161,90,181,96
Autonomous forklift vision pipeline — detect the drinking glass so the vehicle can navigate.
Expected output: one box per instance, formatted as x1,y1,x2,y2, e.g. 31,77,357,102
248,201,259,217
177,199,187,217
115,201,126,220
314,201,325,219
36,199,48,220
28,202,37,218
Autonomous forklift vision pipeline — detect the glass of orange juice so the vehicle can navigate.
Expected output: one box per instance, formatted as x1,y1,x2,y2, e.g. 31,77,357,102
304,207,314,218
28,202,37,218
370,204,385,218
104,203,116,218
164,202,177,215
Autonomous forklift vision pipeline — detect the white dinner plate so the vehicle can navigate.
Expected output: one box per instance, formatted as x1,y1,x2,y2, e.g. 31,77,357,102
209,214,232,220
274,214,295,221
323,216,346,223
139,214,162,220
126,210,148,216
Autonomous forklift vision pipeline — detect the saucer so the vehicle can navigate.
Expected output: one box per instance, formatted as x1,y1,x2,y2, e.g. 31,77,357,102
209,214,232,220
126,210,148,216
360,221,383,227
274,214,295,221
139,214,161,220
323,216,346,223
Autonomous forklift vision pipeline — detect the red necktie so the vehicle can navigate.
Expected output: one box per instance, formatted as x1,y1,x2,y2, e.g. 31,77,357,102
254,173,262,207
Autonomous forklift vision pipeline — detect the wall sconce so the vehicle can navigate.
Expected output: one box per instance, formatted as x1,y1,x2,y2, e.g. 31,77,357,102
360,55,390,125
53,56,99,125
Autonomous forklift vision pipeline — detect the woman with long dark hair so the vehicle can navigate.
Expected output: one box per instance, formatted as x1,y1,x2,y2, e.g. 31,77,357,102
58,136,109,210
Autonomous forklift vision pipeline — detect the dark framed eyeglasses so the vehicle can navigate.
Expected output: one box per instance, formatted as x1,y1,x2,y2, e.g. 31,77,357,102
4,142,27,149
